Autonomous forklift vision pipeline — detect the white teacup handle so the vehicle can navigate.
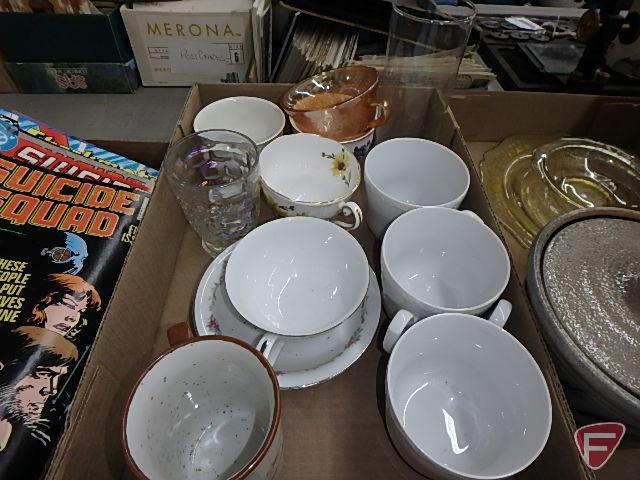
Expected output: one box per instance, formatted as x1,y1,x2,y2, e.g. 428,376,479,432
256,333,284,365
486,299,512,328
383,309,416,354
462,210,483,223
331,201,363,231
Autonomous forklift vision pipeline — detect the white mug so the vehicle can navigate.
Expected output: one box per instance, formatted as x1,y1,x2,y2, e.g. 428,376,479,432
225,216,370,337
383,312,552,480
123,325,283,480
194,96,286,152
365,138,470,238
381,207,511,326
260,134,363,230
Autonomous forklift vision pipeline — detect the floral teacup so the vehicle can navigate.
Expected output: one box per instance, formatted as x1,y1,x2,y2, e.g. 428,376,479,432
260,133,363,230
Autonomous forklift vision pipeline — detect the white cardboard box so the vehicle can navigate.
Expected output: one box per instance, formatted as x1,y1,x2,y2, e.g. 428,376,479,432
121,0,254,86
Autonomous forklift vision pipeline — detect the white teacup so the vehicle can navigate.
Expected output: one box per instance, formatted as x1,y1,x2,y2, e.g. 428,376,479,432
123,325,283,480
381,207,511,327
260,133,363,230
290,118,375,161
225,216,370,339
384,312,552,480
365,138,470,238
194,96,286,152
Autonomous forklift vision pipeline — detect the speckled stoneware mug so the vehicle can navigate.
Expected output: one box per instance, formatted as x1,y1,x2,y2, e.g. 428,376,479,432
123,323,283,480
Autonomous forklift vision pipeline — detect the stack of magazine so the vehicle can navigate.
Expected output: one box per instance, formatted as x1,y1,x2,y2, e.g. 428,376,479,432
0,109,158,478
274,14,359,83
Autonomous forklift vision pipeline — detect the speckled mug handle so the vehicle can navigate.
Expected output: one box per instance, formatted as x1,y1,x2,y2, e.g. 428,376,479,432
256,333,285,365
331,201,363,230
167,322,194,347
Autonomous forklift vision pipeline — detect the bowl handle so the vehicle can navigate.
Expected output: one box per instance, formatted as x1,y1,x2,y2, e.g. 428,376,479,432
167,322,194,347
383,309,416,354
366,100,390,129
256,333,285,365
332,201,363,230
486,299,512,328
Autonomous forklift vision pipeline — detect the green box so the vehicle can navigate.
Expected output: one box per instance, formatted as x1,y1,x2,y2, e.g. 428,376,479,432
6,60,139,93
0,8,132,63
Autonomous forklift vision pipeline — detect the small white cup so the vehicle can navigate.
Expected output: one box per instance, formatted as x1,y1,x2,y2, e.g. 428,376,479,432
225,216,370,338
383,312,552,480
260,133,363,230
290,118,375,161
365,138,470,238
194,96,286,152
341,128,376,161
381,207,511,326
123,328,283,480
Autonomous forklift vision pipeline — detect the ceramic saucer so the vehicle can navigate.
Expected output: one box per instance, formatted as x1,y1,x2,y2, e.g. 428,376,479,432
193,244,381,390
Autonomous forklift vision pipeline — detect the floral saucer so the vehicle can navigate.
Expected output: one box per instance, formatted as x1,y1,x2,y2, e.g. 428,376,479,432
193,244,381,389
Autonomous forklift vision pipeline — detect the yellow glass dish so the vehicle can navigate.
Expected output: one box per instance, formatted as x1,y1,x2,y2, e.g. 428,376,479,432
534,138,640,210
481,136,640,248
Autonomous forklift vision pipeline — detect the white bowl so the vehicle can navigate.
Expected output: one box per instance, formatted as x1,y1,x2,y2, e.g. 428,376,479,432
386,314,552,479
225,217,370,336
193,96,286,150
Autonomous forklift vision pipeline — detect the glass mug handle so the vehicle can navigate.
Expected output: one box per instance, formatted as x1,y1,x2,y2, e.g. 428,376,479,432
331,201,363,231
366,100,390,129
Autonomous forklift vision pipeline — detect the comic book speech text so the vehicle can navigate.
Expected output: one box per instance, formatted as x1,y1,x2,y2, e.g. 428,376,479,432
0,258,30,322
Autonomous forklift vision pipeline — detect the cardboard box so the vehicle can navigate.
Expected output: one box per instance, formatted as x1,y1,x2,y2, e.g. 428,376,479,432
43,84,602,479
120,1,254,86
447,90,640,480
5,59,139,93
0,61,17,93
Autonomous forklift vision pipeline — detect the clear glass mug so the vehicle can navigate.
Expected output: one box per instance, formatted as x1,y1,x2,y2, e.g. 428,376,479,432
378,0,476,138
384,0,477,89
281,66,389,142
164,130,260,256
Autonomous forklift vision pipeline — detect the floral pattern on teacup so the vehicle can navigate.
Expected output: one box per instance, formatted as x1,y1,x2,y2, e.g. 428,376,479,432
353,139,373,161
207,317,222,335
347,326,363,348
264,193,301,217
322,149,351,187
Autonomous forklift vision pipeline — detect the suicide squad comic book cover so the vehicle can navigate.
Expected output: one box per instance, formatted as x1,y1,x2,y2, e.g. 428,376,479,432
0,111,156,478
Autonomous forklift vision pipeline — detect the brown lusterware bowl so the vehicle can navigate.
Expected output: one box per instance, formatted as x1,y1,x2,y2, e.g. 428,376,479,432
281,66,388,142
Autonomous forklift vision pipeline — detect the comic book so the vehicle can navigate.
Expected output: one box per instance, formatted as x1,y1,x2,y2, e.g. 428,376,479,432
0,108,158,192
0,111,156,478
